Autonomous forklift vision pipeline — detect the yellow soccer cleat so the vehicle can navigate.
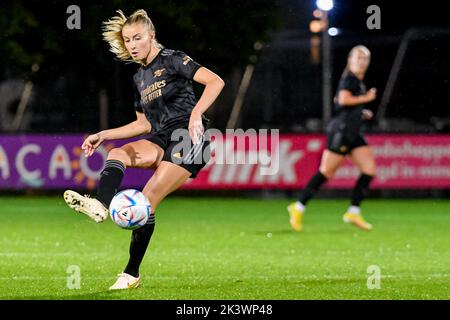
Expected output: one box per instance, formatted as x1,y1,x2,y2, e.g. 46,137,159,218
343,212,373,231
287,202,303,232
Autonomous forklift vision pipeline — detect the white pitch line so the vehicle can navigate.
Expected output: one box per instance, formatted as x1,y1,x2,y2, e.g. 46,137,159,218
0,274,448,281
0,253,72,257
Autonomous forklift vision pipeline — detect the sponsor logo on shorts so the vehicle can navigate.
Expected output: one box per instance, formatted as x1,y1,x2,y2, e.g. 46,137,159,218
172,152,182,159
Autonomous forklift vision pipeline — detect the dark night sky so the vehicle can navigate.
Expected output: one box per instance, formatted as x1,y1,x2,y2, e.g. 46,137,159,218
280,0,450,34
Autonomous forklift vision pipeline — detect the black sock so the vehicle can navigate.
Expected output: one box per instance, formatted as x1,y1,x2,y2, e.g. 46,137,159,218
299,171,327,205
351,174,374,206
124,213,156,278
96,160,125,207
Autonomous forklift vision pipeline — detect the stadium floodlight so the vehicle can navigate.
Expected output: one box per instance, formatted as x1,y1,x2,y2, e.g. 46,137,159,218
316,0,334,11
328,27,339,36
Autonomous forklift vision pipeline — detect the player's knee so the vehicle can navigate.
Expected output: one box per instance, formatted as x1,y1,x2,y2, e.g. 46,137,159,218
364,167,376,177
319,167,336,179
142,152,161,168
362,162,376,176
107,148,130,165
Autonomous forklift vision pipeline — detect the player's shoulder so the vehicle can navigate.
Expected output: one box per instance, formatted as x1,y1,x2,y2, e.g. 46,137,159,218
160,48,187,58
160,48,195,69
340,71,361,87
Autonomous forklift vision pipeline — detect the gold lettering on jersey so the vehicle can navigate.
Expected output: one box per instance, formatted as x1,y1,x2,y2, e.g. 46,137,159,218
153,68,166,77
182,55,193,65
145,89,162,103
141,80,166,104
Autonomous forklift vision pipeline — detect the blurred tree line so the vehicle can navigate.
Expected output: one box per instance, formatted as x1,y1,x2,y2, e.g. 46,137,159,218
0,0,282,132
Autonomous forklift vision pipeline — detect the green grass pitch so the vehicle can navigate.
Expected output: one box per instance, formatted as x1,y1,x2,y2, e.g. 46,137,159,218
0,196,449,300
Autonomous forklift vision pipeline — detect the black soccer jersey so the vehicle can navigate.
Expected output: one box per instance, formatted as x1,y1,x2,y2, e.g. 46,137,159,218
133,48,205,132
332,71,367,135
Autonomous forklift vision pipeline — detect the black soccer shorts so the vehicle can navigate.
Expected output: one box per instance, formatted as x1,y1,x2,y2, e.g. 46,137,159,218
326,129,368,155
146,121,210,178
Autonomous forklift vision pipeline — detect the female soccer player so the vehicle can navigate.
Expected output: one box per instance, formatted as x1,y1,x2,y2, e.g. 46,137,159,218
63,9,224,290
288,45,376,232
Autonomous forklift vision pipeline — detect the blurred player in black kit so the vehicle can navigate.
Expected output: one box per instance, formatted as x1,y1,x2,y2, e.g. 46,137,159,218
288,45,377,232
63,9,224,289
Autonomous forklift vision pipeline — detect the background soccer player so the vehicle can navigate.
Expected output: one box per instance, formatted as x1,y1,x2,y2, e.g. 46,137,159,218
288,45,377,232
63,9,224,289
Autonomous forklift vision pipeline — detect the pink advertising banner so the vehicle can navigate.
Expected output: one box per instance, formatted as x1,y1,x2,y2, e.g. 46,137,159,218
1,134,449,190
183,134,450,189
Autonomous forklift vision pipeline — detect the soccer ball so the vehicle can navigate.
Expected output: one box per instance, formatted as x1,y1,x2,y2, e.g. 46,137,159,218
109,189,151,230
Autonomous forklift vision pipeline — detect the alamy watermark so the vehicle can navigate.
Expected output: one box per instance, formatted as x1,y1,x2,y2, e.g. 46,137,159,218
170,128,280,176
66,5,81,30
367,265,381,289
66,265,81,289
366,5,381,30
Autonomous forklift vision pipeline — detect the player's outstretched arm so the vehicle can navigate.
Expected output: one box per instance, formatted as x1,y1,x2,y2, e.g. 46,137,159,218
82,112,151,157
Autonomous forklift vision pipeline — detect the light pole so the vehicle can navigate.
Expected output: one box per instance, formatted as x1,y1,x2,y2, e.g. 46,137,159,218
316,0,334,126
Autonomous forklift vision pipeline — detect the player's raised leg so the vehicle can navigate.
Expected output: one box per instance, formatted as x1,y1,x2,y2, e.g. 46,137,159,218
64,140,163,222
110,161,191,290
